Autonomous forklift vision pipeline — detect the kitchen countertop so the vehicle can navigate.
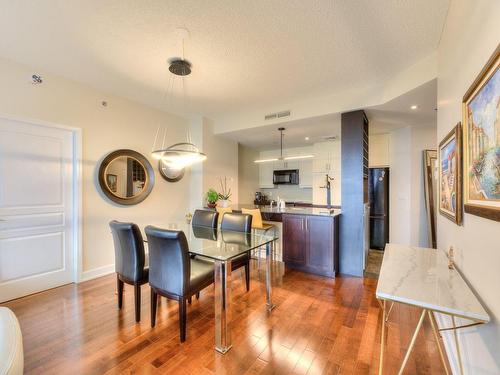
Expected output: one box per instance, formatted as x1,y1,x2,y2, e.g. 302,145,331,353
230,204,341,217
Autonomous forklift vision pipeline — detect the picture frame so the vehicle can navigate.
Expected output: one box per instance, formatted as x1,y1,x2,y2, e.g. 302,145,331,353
462,45,500,222
438,124,462,224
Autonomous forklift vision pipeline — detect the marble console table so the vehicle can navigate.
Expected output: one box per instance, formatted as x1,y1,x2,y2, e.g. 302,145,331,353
376,244,490,375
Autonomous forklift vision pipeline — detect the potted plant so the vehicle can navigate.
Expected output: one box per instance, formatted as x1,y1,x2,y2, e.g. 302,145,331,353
218,176,232,208
206,188,218,208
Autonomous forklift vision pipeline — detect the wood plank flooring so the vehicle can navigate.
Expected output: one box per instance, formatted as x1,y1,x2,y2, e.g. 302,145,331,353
2,261,450,374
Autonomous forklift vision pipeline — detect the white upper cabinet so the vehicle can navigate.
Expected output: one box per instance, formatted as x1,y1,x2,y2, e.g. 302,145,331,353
274,160,299,170
259,161,275,188
312,141,340,174
299,159,313,188
258,150,277,188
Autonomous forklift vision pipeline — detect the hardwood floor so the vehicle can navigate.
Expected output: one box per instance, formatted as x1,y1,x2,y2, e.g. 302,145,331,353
2,261,450,374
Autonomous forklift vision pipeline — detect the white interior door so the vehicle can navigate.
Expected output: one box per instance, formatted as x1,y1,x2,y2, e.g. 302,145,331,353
0,117,77,302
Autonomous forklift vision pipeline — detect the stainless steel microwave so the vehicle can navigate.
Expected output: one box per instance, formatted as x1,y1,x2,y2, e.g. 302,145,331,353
273,169,299,185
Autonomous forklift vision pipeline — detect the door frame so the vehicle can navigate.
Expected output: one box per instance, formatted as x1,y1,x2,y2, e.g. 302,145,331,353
0,113,83,285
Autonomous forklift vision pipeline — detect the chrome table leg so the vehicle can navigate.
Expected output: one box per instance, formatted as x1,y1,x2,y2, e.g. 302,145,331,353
266,241,276,311
214,260,232,354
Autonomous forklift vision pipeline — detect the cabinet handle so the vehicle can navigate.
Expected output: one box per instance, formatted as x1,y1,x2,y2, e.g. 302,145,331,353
305,220,308,231
301,219,304,231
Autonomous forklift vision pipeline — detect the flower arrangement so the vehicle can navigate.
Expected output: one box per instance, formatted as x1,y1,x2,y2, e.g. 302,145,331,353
218,177,232,207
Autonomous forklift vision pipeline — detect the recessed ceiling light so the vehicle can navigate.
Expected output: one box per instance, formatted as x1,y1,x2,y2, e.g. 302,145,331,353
305,137,310,141
411,105,418,110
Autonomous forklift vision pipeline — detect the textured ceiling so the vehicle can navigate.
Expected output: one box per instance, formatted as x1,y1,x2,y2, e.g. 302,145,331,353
0,0,448,118
225,79,437,150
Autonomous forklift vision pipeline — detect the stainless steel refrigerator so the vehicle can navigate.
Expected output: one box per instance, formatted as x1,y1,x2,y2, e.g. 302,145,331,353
368,168,389,250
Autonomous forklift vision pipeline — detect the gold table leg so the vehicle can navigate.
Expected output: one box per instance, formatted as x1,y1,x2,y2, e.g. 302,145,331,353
428,311,450,375
452,316,465,375
398,309,426,375
379,300,386,375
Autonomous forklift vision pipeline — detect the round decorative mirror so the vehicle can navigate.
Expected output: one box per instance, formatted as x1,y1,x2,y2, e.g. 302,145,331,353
98,149,154,205
158,160,185,183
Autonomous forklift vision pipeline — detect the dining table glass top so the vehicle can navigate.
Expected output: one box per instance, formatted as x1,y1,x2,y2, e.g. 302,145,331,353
144,222,278,262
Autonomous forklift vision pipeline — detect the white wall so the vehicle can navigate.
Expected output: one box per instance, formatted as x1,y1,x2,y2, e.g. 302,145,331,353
389,127,412,245
388,126,436,247
202,118,239,205
238,144,260,204
0,57,237,279
437,1,500,374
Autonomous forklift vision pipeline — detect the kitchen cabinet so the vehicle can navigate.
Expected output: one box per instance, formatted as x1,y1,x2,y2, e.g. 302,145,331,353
281,215,306,265
282,214,339,277
299,159,312,188
274,160,299,170
259,162,274,188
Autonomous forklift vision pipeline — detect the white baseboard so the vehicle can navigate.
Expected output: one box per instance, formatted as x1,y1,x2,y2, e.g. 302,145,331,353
79,264,115,282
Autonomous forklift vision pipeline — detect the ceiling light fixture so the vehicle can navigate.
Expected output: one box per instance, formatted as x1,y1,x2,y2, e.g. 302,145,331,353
151,28,206,169
411,105,418,110
254,128,314,163
305,137,310,141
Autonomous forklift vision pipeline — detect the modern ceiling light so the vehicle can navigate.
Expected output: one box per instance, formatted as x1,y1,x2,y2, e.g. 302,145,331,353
254,127,314,163
411,105,418,110
305,136,310,141
151,28,206,169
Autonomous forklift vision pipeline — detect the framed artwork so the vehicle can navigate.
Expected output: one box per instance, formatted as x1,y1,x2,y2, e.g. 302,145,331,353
462,45,500,221
106,173,117,193
439,124,462,224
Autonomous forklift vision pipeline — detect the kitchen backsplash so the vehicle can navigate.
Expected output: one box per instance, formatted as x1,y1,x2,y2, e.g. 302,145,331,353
261,184,312,203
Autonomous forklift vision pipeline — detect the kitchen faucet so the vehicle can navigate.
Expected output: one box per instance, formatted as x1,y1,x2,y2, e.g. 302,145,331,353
320,174,334,208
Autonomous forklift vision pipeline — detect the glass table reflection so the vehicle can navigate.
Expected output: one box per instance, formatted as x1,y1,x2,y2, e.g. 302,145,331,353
144,223,279,354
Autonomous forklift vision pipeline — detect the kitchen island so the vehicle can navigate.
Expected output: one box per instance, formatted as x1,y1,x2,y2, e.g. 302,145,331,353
230,205,341,278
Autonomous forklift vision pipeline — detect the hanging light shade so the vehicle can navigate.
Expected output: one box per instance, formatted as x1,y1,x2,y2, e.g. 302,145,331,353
152,142,206,169
150,28,207,170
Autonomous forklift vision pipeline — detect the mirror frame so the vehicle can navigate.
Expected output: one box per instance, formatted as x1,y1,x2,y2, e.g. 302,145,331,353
98,149,155,205
158,160,185,183
423,149,438,248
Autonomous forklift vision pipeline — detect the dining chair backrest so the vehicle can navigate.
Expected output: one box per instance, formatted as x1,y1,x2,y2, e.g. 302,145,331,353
145,226,190,298
109,220,146,282
220,213,252,233
192,209,218,228
216,207,233,225
241,208,264,229
192,225,218,240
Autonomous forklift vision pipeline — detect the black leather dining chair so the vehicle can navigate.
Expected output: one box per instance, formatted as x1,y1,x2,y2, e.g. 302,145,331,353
192,209,218,228
221,213,253,291
109,220,149,323
145,226,215,342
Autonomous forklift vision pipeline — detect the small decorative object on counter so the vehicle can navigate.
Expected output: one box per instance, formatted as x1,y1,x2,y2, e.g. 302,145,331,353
185,213,193,224
218,176,232,208
448,246,455,269
206,188,218,208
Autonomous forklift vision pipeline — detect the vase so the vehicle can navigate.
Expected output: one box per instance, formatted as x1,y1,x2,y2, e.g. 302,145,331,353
219,199,230,208
207,202,217,208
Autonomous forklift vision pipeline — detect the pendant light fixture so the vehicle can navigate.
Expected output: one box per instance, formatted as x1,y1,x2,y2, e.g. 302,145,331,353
151,28,206,169
254,127,314,163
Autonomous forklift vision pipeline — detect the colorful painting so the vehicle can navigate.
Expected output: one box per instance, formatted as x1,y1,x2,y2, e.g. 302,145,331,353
439,123,462,224
463,46,500,221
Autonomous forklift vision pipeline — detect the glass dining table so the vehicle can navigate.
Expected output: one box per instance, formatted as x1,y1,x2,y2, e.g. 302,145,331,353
144,223,279,354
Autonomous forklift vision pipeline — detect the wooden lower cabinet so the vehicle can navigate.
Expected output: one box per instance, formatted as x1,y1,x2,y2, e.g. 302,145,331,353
282,214,339,278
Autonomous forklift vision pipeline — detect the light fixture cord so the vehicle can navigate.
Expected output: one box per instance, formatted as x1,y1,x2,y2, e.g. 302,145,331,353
280,129,284,159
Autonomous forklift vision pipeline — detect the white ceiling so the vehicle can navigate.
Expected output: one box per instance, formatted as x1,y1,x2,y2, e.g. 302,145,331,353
0,0,449,119
226,79,437,150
